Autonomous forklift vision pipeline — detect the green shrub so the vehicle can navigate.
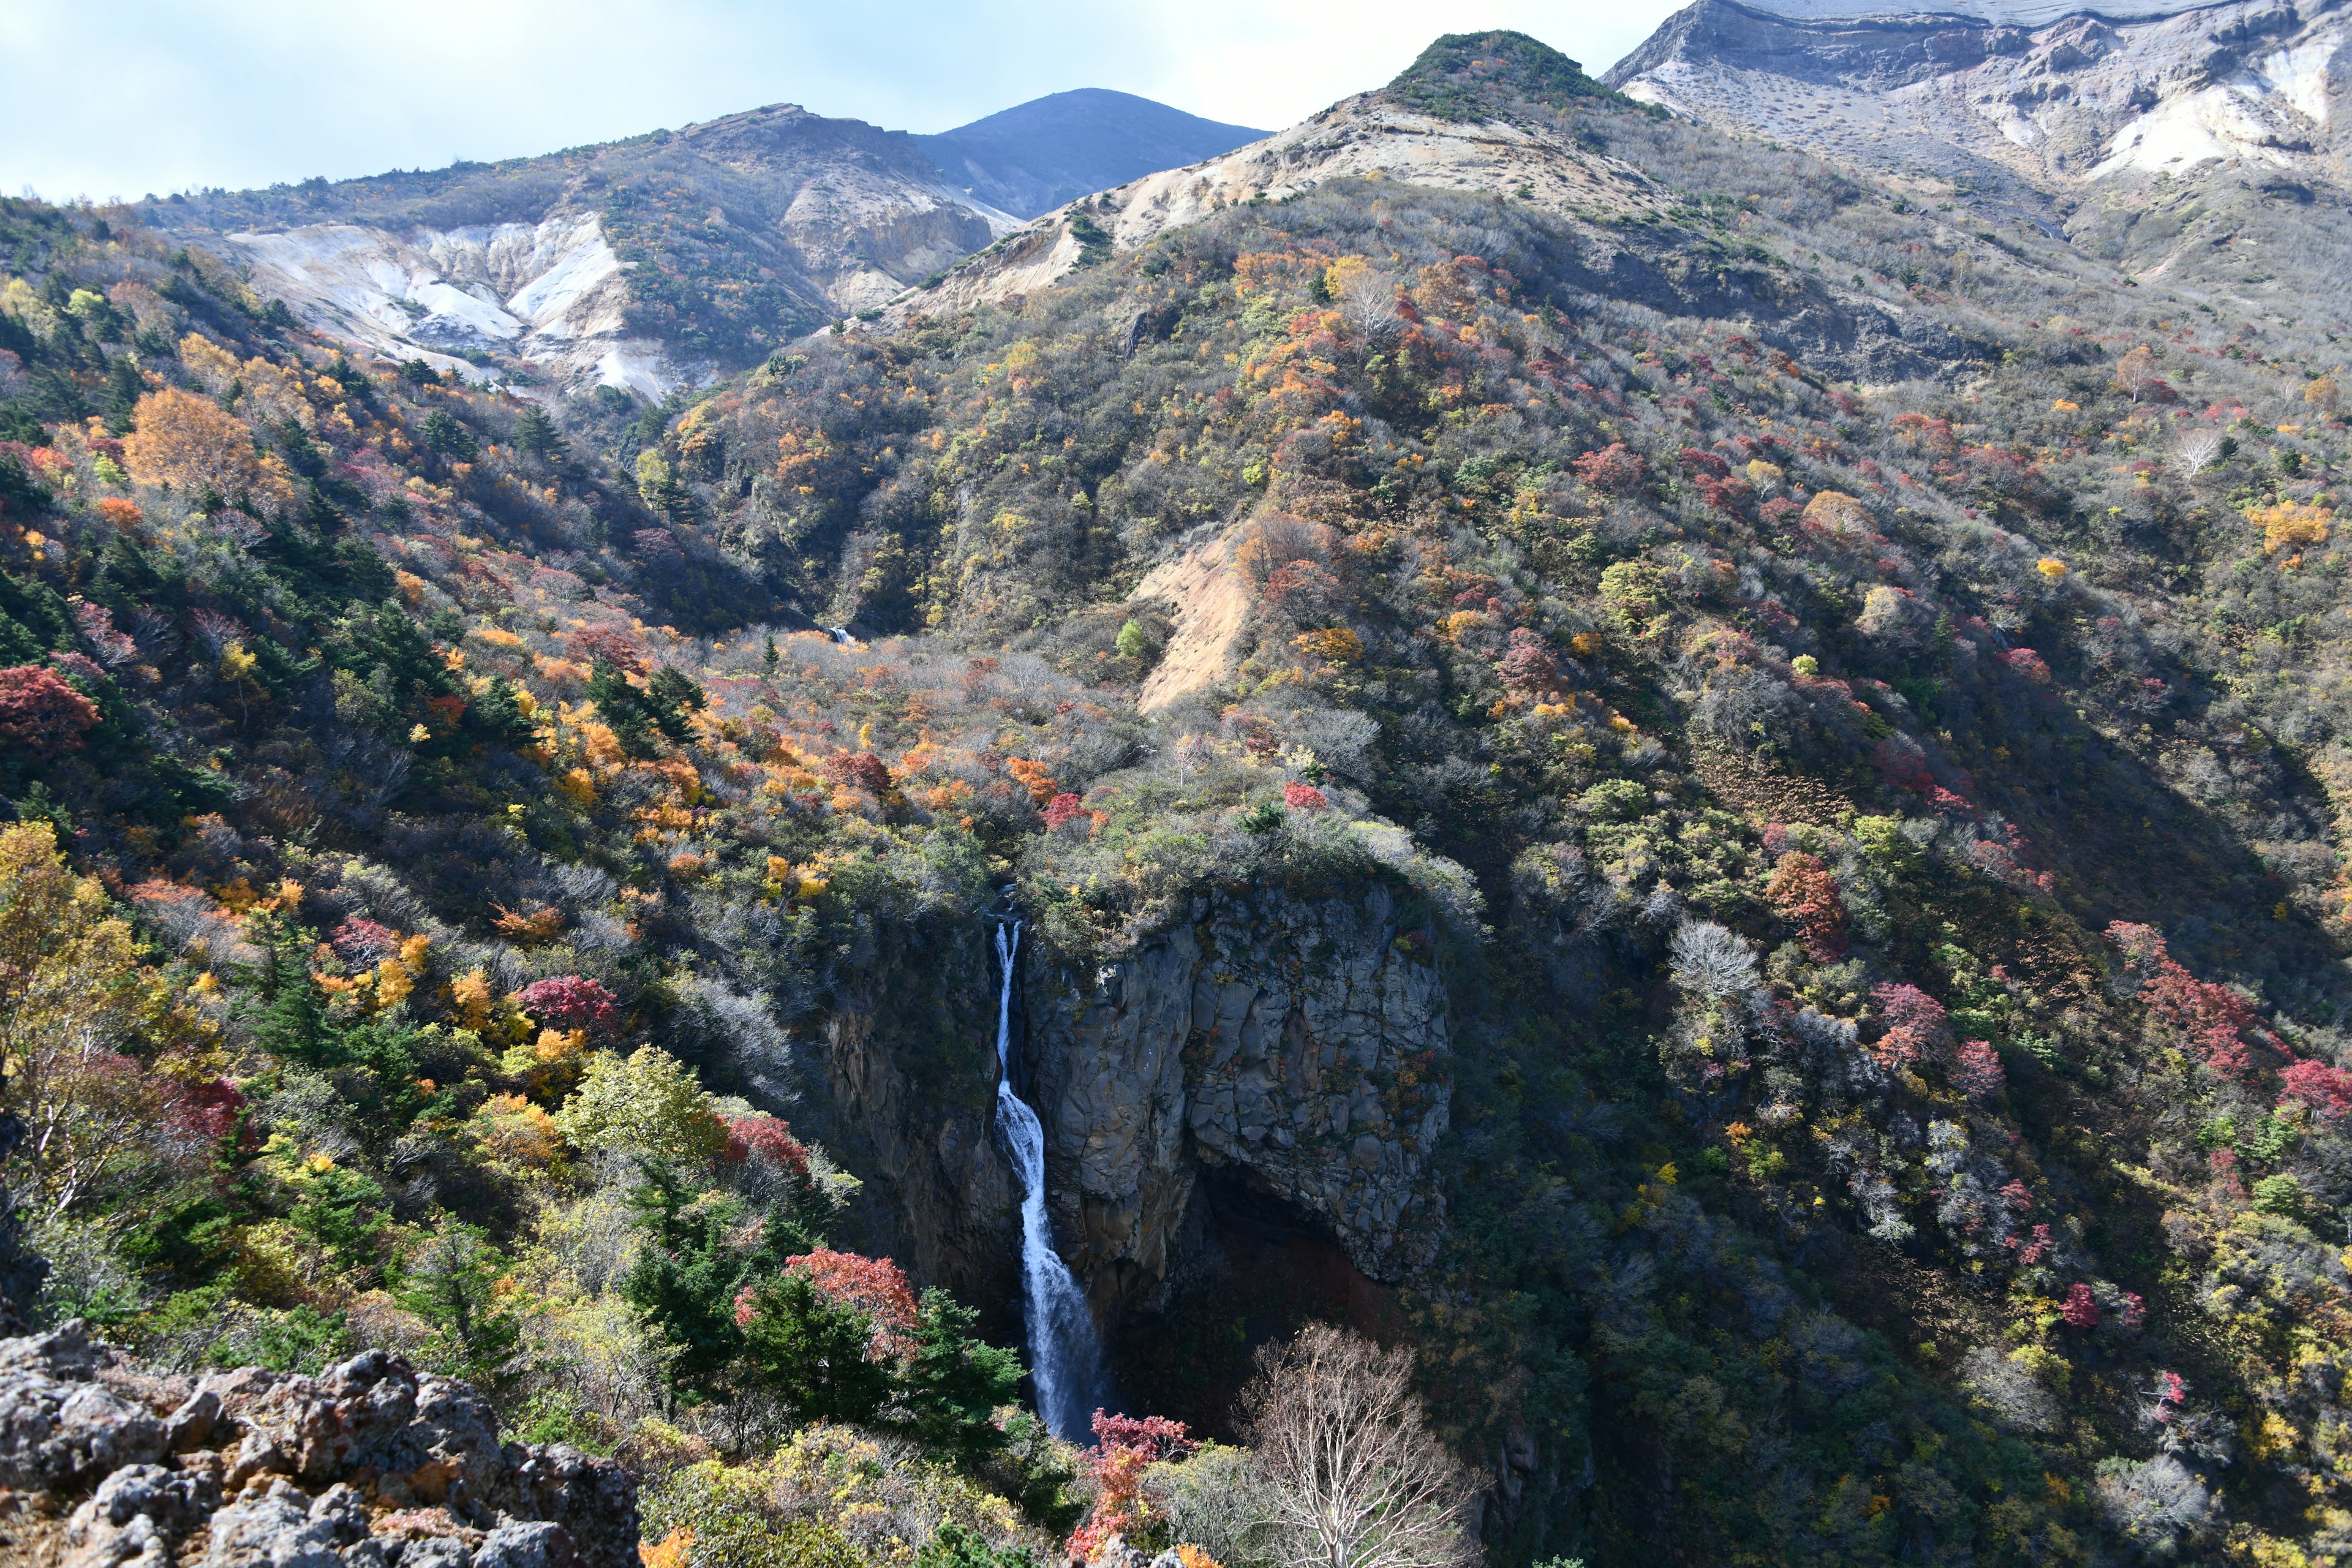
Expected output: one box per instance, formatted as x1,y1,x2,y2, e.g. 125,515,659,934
2252,1174,2307,1220
642,1462,862,1568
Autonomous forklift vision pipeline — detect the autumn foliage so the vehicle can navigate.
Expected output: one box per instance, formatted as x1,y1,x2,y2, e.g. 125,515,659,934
0,665,99,754
2108,922,2270,1077
1067,1409,1197,1559
120,388,294,511
1765,850,1847,960
780,1248,919,1354
514,974,620,1035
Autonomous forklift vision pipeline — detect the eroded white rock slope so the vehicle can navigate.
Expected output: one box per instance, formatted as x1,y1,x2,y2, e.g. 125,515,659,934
227,216,671,397
1610,0,2350,197
158,104,1022,401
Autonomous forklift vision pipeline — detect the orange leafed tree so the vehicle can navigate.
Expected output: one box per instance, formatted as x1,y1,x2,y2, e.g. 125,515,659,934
2251,500,2331,556
121,388,293,511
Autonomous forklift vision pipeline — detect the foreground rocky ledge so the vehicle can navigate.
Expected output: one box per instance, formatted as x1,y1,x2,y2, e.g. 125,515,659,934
0,1322,636,1568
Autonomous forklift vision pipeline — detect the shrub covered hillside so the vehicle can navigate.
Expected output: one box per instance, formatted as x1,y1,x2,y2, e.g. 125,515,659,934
12,24,2352,1568
0,198,1102,1558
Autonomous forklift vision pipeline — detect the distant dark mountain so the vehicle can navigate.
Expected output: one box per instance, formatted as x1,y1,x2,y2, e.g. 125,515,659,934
916,88,1265,217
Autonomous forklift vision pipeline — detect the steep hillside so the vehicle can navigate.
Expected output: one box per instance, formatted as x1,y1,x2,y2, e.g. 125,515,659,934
661,30,2352,1562
144,105,1020,402
918,89,1267,219
13,20,2352,1568
876,38,1668,331
1608,0,2352,311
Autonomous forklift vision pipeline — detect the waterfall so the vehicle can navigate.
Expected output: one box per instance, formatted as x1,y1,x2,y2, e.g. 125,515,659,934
991,918,1103,1440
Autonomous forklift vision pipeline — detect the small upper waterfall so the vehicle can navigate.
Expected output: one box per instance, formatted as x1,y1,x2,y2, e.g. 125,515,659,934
990,915,1104,1440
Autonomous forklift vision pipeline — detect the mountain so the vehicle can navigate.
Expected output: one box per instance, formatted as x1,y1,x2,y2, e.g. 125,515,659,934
877,34,1671,333
1755,0,2209,19
1607,0,2352,309
916,88,1267,218
140,104,1020,404
138,90,1264,412
14,21,2352,1568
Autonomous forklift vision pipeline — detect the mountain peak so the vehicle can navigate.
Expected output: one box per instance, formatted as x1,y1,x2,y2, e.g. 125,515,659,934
916,89,1265,218
1382,29,1631,121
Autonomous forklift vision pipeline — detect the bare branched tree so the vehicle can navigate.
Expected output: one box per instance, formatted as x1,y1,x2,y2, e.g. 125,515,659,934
2167,424,2223,480
1669,918,1761,1001
1336,269,1401,342
1238,1323,1477,1568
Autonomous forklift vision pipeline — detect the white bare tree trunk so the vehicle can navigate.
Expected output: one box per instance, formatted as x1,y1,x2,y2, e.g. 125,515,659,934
1240,1322,1477,1568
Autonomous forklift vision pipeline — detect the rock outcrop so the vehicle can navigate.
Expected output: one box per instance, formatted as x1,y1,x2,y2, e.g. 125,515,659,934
809,920,1023,1329
0,1323,635,1568
1025,883,1452,1314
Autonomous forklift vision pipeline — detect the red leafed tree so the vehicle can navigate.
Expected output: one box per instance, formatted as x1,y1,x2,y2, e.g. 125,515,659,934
1265,558,1348,620
0,666,100,755
824,750,892,796
1042,792,1086,830
1872,983,1950,1044
2106,922,2269,1078
723,1113,812,1178
330,918,401,966
2060,1283,2101,1329
1283,781,1328,812
568,627,647,674
783,1248,918,1354
1573,442,1649,494
1871,1025,1924,1071
166,1077,246,1145
515,974,620,1035
1068,1410,1197,1559
1765,851,1847,960
1496,627,1561,692
2002,647,2052,684
1953,1038,2006,1100
1678,446,1730,480
2278,1058,2352,1118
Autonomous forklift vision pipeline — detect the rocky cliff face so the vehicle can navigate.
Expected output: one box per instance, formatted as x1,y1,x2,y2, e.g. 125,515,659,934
1023,883,1452,1321
807,922,1023,1328
0,1322,636,1568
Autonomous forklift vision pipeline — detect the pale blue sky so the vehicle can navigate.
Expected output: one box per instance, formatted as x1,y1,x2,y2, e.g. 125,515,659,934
1,1,1688,202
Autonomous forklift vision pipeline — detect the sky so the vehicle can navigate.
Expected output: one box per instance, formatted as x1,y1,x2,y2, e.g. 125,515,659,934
0,0,1691,203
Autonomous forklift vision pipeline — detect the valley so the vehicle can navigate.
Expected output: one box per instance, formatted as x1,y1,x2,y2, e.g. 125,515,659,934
5,9,2352,1567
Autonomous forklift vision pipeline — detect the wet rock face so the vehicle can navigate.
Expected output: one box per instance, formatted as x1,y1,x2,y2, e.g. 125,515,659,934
1027,883,1451,1307
0,1323,635,1568
812,921,1021,1325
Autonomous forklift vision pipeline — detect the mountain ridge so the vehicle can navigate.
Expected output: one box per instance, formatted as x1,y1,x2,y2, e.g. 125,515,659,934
142,88,1264,410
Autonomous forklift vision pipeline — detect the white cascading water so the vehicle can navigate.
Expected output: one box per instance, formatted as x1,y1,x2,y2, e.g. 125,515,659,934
991,918,1103,1439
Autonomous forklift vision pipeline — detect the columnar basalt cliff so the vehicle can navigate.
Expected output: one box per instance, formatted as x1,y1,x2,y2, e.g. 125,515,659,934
1023,884,1452,1319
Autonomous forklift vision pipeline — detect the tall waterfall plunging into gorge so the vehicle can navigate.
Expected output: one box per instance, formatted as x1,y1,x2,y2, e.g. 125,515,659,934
990,917,1103,1440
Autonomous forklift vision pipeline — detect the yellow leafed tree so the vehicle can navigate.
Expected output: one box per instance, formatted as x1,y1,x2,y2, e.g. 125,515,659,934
121,388,295,513
0,824,179,1216
2250,500,2332,555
